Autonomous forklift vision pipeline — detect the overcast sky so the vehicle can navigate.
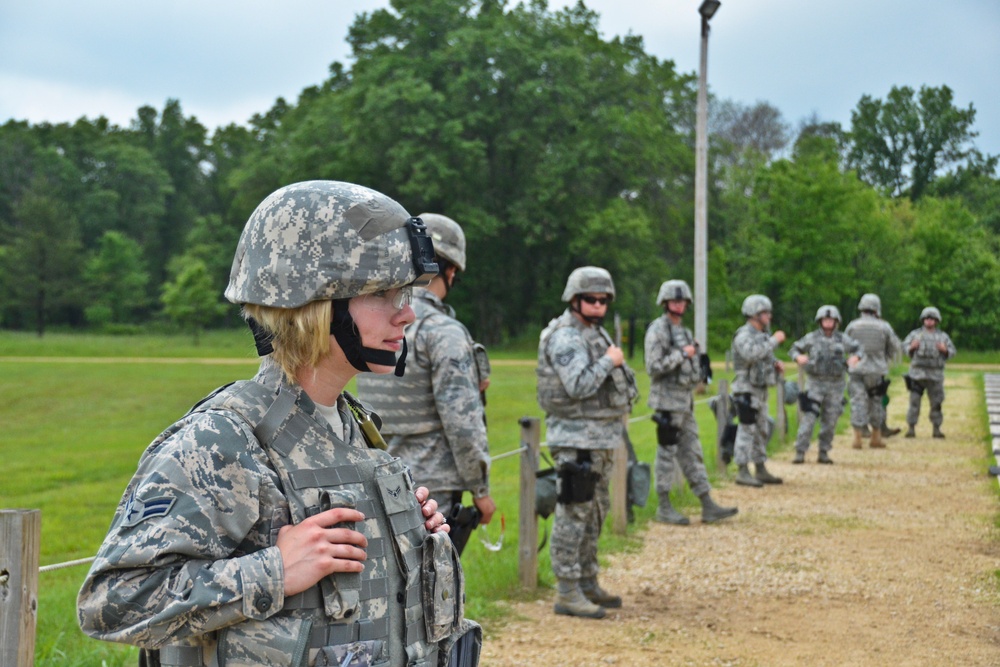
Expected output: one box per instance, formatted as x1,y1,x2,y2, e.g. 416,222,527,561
1,0,998,156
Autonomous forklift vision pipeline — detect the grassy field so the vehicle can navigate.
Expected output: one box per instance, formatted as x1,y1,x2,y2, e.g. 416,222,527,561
8,328,989,665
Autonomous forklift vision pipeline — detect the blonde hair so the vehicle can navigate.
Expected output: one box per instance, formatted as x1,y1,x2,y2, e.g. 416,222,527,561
243,300,332,382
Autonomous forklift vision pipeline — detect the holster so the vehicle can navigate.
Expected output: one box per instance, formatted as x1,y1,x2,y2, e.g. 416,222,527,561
733,392,758,424
557,451,600,504
652,411,680,447
867,377,891,398
798,392,821,416
904,374,925,395
447,502,483,556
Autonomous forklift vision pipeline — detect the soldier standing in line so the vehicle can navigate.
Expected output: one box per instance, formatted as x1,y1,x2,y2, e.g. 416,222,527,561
644,279,738,524
844,293,902,449
78,181,480,667
902,307,957,438
789,305,862,464
537,266,638,619
357,213,495,555
730,294,786,487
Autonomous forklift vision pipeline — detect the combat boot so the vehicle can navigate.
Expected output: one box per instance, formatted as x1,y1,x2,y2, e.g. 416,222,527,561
881,423,901,438
792,451,806,464
933,426,945,438
869,428,885,449
654,495,690,525
554,579,606,619
817,451,834,464
699,492,738,523
852,428,863,449
754,462,783,484
905,425,916,438
580,577,622,609
736,464,763,487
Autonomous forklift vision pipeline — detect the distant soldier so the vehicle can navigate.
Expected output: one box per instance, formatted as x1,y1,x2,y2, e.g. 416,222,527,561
902,307,956,438
357,213,495,555
731,294,786,487
537,267,638,619
645,279,738,524
844,293,902,449
789,305,862,464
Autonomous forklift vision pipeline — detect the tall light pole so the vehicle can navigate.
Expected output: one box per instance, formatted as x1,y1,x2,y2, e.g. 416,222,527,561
694,0,719,350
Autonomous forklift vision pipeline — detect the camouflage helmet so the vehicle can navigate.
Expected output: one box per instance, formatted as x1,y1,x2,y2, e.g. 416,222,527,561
561,266,615,302
225,180,438,308
858,293,881,315
920,306,942,322
419,213,466,272
656,279,693,305
741,294,773,318
815,305,842,323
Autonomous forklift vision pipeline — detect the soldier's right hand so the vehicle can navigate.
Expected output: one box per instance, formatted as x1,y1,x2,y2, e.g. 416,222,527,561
910,339,920,351
474,495,497,525
606,345,625,367
771,331,786,344
795,354,808,365
277,508,368,596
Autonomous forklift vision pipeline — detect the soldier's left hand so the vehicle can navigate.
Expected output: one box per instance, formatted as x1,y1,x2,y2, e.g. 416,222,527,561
415,486,450,534
936,341,948,353
774,360,785,374
847,355,860,368
479,378,490,392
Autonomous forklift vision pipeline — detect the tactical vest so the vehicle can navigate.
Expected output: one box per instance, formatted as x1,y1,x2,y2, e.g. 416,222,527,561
731,323,777,389
909,330,948,370
536,312,636,419
804,331,849,379
157,364,462,667
357,301,488,437
652,317,699,390
846,316,892,375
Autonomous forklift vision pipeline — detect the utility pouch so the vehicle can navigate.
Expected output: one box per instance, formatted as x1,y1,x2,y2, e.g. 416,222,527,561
652,411,681,447
798,392,821,416
733,393,758,424
446,503,483,556
421,532,463,643
557,452,600,504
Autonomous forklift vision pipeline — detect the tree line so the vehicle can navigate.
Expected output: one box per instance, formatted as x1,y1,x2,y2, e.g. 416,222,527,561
1,0,998,349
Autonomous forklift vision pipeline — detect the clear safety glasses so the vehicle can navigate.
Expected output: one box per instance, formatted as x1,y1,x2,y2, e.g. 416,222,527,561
357,286,413,312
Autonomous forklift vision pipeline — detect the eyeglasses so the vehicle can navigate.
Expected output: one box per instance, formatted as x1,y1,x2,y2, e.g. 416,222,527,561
579,295,610,306
359,286,413,311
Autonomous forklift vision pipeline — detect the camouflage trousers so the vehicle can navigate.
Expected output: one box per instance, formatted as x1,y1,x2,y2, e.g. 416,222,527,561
734,387,770,466
549,446,613,580
654,410,710,498
848,374,885,429
794,383,845,454
907,378,945,427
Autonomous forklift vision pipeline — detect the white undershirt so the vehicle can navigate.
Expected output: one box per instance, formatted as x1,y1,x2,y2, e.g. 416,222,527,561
313,400,346,440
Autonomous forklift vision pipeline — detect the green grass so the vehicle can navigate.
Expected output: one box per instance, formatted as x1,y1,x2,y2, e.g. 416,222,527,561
2,332,798,665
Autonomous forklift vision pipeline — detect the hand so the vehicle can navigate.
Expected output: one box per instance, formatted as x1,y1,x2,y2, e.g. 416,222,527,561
474,495,497,525
771,331,786,344
479,378,491,392
795,354,808,366
774,360,785,374
936,341,948,353
682,344,698,358
847,355,860,369
415,487,450,534
910,339,920,352
277,508,368,596
606,345,625,367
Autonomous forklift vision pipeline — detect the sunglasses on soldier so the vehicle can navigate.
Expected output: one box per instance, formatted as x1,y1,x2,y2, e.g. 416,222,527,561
579,295,610,306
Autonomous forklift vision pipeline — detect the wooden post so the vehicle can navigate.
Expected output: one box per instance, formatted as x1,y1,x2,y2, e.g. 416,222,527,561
611,418,629,535
518,417,541,590
1,509,41,667
776,376,786,438
797,370,806,435
716,378,729,470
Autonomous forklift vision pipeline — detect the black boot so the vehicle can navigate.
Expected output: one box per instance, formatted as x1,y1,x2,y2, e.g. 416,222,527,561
754,462,783,484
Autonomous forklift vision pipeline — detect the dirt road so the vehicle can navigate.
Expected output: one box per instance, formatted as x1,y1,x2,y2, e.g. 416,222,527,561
481,372,1000,666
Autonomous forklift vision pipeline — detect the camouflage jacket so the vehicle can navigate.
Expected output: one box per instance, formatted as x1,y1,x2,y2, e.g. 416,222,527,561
789,329,862,384
731,322,780,393
902,326,956,381
844,314,901,377
537,309,636,449
644,315,699,413
357,288,490,497
78,358,467,666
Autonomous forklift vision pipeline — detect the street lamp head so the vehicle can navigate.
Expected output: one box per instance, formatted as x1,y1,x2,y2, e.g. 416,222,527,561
699,0,721,20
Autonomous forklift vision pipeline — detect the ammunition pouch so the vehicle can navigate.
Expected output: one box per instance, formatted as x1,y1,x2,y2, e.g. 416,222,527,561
447,501,483,556
733,393,758,425
653,411,680,447
798,392,821,416
557,451,600,504
867,377,891,398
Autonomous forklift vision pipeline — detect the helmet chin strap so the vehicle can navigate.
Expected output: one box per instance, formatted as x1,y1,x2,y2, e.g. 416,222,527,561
331,300,408,377
571,299,606,326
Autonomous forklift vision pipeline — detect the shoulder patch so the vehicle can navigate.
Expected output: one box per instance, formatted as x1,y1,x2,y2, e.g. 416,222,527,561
122,491,176,527
555,349,576,366
449,356,473,374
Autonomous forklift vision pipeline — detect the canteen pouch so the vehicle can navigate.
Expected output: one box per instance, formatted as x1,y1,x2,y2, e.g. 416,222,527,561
421,532,463,643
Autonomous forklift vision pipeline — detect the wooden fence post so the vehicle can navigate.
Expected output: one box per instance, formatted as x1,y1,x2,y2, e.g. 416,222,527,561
716,378,729,470
611,418,629,535
518,417,541,590
776,377,786,437
1,509,41,667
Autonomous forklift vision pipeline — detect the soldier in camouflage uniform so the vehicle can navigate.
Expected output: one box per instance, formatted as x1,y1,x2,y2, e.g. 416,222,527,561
844,293,902,449
537,267,638,619
644,279,738,525
902,307,956,438
78,181,481,667
731,294,786,487
357,213,495,555
789,305,862,464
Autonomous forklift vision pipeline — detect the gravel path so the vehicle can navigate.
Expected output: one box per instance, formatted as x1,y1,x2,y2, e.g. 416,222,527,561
481,372,1000,666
